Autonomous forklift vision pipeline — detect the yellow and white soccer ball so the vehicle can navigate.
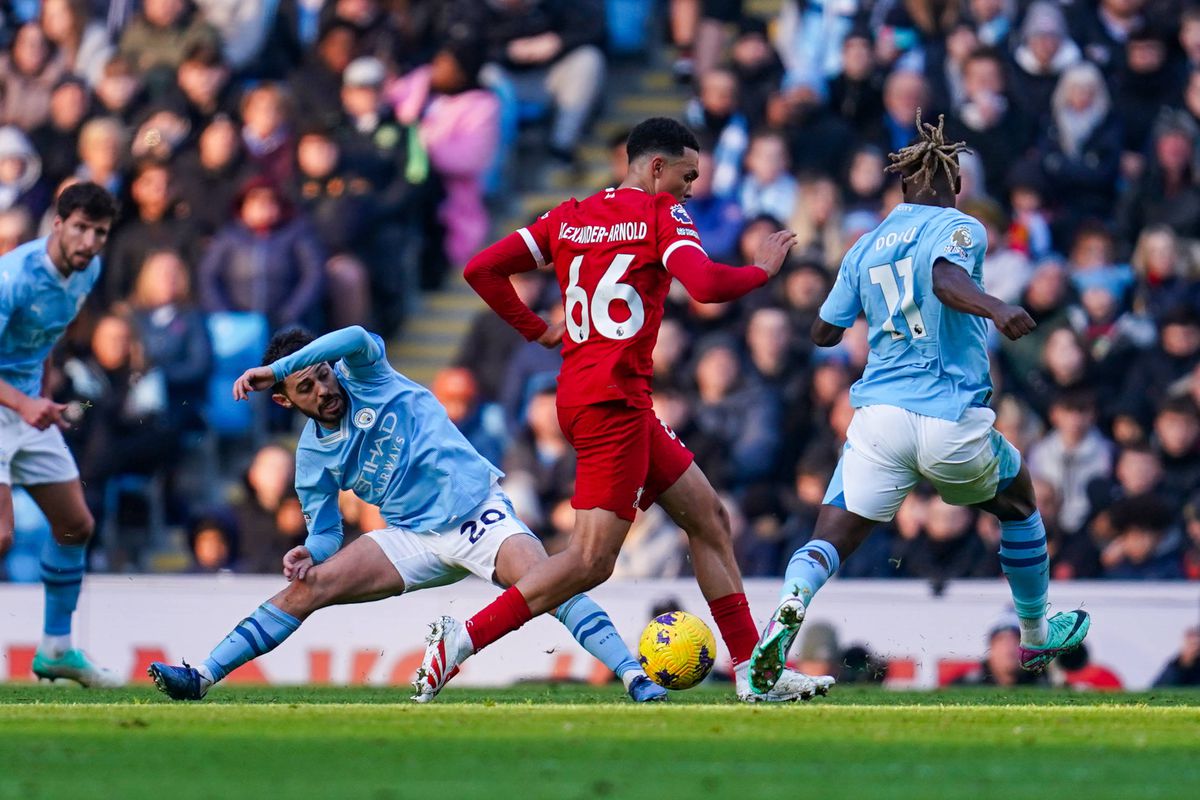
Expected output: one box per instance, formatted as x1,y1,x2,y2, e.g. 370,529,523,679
638,611,717,690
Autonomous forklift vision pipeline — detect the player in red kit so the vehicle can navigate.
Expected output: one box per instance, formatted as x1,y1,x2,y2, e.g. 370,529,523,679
413,118,835,702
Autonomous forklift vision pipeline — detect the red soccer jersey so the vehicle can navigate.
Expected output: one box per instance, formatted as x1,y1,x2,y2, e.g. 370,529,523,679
518,188,708,409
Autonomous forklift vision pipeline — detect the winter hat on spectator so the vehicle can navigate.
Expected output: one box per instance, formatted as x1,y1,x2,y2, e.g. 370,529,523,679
0,126,43,193
1021,1,1068,40
343,57,386,88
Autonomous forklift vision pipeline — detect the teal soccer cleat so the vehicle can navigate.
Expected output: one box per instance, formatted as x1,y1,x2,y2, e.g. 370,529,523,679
1019,610,1091,672
32,649,121,688
148,662,208,701
747,596,807,695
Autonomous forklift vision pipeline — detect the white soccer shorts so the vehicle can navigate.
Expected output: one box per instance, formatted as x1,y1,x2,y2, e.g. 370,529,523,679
822,404,1022,522
365,482,538,592
0,406,80,486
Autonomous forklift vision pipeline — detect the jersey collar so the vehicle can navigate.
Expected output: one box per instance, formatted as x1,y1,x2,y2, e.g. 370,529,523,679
39,248,73,285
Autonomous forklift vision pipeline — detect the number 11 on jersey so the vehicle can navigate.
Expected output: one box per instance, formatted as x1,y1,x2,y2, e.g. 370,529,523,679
869,256,928,340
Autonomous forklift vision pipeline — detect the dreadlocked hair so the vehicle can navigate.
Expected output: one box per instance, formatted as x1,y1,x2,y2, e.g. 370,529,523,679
885,109,971,197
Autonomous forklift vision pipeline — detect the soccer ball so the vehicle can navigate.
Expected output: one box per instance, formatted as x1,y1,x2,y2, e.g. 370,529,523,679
638,611,717,690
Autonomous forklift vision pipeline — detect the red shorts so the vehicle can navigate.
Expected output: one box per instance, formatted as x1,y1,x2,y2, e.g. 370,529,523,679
557,402,695,521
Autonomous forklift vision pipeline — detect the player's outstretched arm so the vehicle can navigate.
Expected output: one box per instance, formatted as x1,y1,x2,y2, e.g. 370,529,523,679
464,232,550,343
665,229,796,304
233,326,383,400
932,260,1036,340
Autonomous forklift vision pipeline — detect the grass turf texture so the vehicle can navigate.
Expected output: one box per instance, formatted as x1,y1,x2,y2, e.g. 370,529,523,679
1,685,1197,799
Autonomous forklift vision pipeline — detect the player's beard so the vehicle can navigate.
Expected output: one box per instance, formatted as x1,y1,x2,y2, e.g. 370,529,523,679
314,387,349,426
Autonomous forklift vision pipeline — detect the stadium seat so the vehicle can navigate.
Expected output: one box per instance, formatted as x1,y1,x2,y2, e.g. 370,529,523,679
203,312,270,438
101,473,166,572
606,0,650,55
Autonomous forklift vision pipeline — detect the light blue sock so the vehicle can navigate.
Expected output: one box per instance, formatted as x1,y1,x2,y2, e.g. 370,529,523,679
202,603,300,682
781,539,841,605
41,539,87,639
999,511,1049,626
555,595,640,679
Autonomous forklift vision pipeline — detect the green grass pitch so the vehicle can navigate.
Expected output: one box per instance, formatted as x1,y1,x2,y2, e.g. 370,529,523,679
1,684,1197,799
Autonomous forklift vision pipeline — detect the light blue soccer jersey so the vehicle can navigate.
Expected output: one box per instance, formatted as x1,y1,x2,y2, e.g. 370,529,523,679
0,237,101,397
819,203,990,422
270,327,503,563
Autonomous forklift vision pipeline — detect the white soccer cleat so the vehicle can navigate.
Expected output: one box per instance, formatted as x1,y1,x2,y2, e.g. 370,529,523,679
736,662,834,703
411,616,472,703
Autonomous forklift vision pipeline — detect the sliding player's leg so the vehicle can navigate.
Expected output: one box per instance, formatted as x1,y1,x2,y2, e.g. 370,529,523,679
647,426,832,701
24,477,120,688
413,403,645,702
149,535,407,700
492,533,665,701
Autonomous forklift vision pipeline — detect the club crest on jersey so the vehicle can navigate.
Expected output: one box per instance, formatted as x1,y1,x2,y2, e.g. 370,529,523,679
353,408,377,429
670,204,692,225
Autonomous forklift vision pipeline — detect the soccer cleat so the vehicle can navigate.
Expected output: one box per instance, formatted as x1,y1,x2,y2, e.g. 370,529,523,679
411,616,472,704
737,664,834,703
32,649,122,688
625,672,668,702
1019,610,1091,672
147,661,208,701
747,596,807,695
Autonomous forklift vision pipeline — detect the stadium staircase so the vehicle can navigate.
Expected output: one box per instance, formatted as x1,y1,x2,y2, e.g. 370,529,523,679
389,0,782,384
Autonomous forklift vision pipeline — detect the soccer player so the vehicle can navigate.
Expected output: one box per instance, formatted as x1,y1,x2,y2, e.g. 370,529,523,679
746,113,1090,695
148,326,667,702
414,117,833,703
0,182,120,687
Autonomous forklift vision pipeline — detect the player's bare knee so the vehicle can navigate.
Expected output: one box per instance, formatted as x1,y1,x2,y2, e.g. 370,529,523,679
53,511,94,546
684,496,732,545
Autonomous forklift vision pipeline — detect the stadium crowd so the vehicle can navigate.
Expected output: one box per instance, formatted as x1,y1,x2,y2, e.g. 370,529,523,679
1,0,1199,589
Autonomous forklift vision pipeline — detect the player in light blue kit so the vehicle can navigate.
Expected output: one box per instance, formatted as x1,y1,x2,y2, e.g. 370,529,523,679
0,183,121,687
747,113,1090,695
148,326,667,702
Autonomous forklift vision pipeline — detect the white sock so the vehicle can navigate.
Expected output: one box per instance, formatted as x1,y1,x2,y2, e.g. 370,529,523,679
195,663,216,687
621,668,648,691
1019,615,1048,647
41,634,71,658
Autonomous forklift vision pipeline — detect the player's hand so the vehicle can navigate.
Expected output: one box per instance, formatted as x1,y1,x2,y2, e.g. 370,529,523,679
283,546,315,582
232,366,277,401
536,321,565,349
991,303,1037,340
752,230,798,278
18,396,68,431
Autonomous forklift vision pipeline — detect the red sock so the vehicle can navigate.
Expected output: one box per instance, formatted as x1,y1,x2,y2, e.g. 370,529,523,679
466,586,533,652
708,593,758,668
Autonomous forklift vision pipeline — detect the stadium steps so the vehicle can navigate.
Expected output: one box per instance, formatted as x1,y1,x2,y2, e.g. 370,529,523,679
387,272,484,386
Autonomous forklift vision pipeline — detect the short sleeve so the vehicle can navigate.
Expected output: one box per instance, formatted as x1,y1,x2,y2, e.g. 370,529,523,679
931,217,988,273
819,256,863,328
516,206,557,268
654,193,707,268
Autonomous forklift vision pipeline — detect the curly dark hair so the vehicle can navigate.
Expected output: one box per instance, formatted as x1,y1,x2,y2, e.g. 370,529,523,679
626,117,700,163
885,109,971,198
56,181,118,222
262,327,315,391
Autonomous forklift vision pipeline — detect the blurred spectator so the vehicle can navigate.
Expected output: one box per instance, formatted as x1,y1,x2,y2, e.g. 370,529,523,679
896,497,998,581
1101,494,1185,579
221,444,306,574
686,68,748,198
954,617,1048,686
174,114,253,239
75,116,125,196
687,149,743,262
390,42,499,267
29,78,89,189
168,43,236,133
1006,162,1053,260
691,336,782,490
93,55,147,124
960,198,1031,305
501,385,575,538
432,367,507,468
1121,307,1200,428
240,82,294,187
1029,390,1113,534
1153,627,1200,686
1153,398,1200,508
1010,2,1081,125
841,145,887,217
198,176,325,330
789,174,842,263
0,125,49,219
827,28,883,132
1057,642,1123,691
289,20,357,134
1129,226,1200,320
0,22,67,131
188,515,238,573
1113,23,1180,159
1066,224,1134,311
129,250,212,432
1071,0,1146,71
456,270,545,404
794,621,839,678
867,69,926,155
105,160,200,303
40,0,114,87
1117,109,1200,243
612,503,688,579
0,206,33,254
193,0,302,79
117,0,220,87
1038,62,1122,239
474,0,606,162
729,17,783,127
737,130,797,222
